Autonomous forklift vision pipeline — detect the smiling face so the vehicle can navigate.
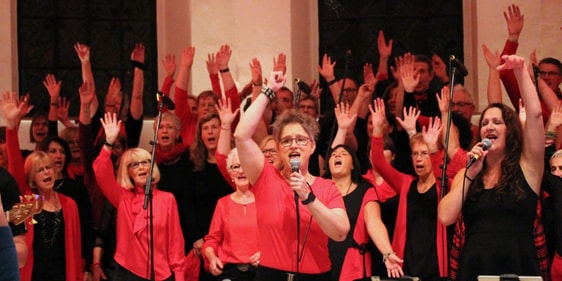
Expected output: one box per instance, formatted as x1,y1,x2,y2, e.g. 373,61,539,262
227,150,250,190
328,146,354,178
479,107,507,153
200,117,220,152
46,141,66,178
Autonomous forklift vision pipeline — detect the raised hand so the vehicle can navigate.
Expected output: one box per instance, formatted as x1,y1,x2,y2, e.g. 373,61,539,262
482,44,501,69
357,83,375,102
215,98,240,127
504,4,524,40
497,54,526,72
100,112,122,146
309,79,322,100
161,54,176,78
216,44,232,70
130,43,145,63
16,94,33,122
79,81,95,106
437,86,451,113
548,102,562,130
181,46,196,67
273,53,287,74
106,78,121,107
266,71,286,92
422,116,443,150
318,53,336,81
377,30,393,59
395,106,420,132
55,96,71,123
249,58,263,86
368,98,387,132
400,58,419,93
206,53,218,75
0,92,27,129
43,74,61,99
334,102,357,131
363,63,377,88
74,42,91,63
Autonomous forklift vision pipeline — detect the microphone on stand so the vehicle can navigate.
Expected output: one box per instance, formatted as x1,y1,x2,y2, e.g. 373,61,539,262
295,79,311,95
156,91,175,110
450,55,469,77
466,138,492,168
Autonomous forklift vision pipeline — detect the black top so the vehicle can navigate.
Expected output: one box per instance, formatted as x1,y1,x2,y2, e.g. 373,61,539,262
0,167,26,236
404,180,439,281
55,177,93,269
328,180,372,281
157,150,192,253
32,210,66,281
184,161,232,246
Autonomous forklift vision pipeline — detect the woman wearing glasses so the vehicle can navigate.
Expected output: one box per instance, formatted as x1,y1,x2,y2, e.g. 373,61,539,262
234,71,349,281
93,112,185,281
369,99,448,281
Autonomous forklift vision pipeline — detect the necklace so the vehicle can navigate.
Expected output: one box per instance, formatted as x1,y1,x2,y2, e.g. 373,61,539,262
344,181,354,196
37,208,63,246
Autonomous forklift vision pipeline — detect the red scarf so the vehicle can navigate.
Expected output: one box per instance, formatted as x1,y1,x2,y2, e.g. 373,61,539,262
154,143,189,164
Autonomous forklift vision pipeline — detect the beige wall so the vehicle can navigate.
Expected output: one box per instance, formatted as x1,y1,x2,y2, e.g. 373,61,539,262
2,1,561,150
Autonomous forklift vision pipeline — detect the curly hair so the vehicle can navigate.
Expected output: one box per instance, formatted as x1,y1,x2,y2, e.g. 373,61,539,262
468,103,525,201
190,113,220,172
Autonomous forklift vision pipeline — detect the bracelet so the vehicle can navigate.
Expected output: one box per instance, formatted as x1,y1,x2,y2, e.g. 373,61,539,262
301,192,316,205
382,251,395,263
260,87,276,101
327,78,338,86
546,131,557,140
465,175,474,182
130,60,146,70
90,262,101,272
219,68,230,73
407,130,417,137
50,102,59,107
103,140,115,148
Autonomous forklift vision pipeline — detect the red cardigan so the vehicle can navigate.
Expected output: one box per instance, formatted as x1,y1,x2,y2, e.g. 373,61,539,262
6,128,83,281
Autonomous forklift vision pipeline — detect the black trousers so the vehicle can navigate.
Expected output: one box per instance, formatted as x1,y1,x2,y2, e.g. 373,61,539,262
255,265,330,281
217,263,257,281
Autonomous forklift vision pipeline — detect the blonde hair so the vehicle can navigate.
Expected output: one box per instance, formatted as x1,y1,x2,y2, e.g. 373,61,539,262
24,151,54,189
60,127,78,142
259,135,276,150
226,148,239,170
116,148,160,190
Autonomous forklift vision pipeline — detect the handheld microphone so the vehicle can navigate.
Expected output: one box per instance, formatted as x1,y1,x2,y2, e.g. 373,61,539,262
290,158,301,173
295,79,312,95
466,138,492,168
156,92,175,110
450,55,469,77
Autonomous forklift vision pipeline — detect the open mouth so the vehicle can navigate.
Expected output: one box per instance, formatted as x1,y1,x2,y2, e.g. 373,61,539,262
334,159,343,167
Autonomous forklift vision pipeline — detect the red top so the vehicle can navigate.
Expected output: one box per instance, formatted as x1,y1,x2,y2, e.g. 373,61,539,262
203,194,259,264
339,187,379,280
6,128,84,281
370,136,449,277
253,161,345,273
93,148,186,281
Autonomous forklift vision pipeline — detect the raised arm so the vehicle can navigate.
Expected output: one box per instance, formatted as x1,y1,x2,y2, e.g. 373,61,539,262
234,71,285,184
436,86,461,158
318,53,341,103
74,42,98,116
395,106,420,138
216,44,236,94
215,98,239,188
330,102,357,149
498,55,544,194
44,74,62,123
482,44,503,104
160,54,176,96
129,43,145,120
376,30,393,81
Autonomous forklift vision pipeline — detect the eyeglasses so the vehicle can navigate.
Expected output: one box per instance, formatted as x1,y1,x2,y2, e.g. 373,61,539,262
36,165,53,174
230,164,241,171
343,88,357,94
262,149,278,156
279,136,310,147
128,159,151,169
539,71,562,77
411,151,430,159
451,101,473,108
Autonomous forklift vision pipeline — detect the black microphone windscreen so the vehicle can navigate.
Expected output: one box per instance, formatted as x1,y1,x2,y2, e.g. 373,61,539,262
295,79,312,94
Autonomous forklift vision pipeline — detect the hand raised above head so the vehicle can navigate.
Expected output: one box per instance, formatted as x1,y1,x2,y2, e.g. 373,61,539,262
266,71,286,92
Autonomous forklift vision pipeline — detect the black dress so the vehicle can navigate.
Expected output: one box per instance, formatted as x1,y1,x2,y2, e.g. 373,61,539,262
458,166,540,281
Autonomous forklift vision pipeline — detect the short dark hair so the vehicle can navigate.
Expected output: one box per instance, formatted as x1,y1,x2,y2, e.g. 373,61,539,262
539,57,562,73
415,54,433,74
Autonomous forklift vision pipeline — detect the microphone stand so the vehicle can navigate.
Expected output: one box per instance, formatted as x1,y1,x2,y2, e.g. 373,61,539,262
143,93,165,281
